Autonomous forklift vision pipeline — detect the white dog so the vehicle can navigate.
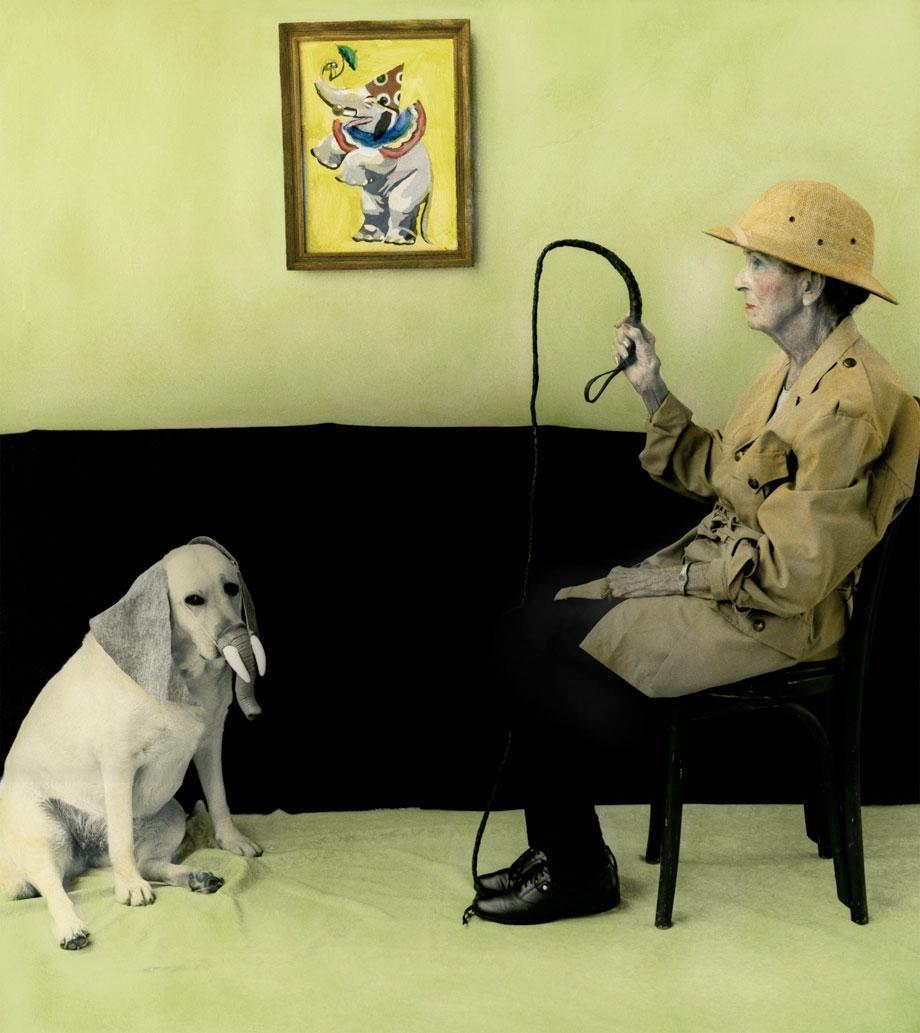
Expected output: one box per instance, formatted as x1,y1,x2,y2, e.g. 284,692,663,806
0,537,267,950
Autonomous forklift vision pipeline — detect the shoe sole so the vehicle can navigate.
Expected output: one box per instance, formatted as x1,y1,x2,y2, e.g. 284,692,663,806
473,890,621,926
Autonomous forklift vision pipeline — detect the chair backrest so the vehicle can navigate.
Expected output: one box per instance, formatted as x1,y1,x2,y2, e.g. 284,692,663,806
843,446,919,735
845,514,904,683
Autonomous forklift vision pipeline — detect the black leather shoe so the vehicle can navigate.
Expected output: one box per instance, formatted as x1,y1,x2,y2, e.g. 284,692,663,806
475,847,548,899
470,848,619,925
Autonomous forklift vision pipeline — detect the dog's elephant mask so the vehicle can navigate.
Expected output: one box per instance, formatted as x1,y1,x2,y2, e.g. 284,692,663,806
89,536,266,718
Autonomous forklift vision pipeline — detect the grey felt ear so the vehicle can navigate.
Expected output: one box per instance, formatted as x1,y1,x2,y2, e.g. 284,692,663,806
89,563,177,703
187,535,259,635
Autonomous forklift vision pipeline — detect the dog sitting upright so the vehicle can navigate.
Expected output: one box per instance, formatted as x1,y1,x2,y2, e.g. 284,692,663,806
0,537,267,950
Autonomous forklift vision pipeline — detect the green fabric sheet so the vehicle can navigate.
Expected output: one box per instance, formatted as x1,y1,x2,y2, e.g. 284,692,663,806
2,805,918,1033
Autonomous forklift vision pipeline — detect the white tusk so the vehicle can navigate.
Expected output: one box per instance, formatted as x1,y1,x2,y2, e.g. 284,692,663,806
222,644,251,683
250,634,267,677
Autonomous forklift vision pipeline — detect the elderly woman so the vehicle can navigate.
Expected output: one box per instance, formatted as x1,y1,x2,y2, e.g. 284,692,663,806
467,180,919,926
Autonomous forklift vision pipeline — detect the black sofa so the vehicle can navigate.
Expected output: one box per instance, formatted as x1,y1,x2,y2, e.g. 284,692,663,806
1,424,916,813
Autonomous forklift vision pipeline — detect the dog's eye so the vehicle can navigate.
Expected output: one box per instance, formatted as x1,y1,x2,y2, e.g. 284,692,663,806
224,583,240,597
184,594,206,606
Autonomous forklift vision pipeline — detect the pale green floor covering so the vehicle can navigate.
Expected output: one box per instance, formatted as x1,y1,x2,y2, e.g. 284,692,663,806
1,805,918,1033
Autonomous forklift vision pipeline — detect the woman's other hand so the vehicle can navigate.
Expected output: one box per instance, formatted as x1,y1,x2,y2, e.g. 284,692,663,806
606,565,679,599
613,318,669,415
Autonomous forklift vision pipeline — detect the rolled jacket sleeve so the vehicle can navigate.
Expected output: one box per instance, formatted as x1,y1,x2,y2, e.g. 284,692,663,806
639,393,723,503
705,538,760,604
703,411,897,617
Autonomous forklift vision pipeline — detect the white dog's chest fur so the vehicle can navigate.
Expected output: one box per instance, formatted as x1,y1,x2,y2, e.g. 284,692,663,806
10,640,230,820
38,697,218,854
109,675,230,818
129,713,208,815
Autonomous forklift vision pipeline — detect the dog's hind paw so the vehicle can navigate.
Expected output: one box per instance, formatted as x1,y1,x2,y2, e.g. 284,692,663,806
188,870,224,894
60,929,90,950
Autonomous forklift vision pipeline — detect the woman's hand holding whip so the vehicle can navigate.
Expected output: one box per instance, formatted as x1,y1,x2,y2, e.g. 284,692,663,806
613,319,669,416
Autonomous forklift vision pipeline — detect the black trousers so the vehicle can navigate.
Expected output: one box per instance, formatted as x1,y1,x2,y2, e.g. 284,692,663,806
493,596,655,883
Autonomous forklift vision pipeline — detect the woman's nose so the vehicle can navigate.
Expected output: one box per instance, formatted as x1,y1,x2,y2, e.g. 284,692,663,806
734,266,749,291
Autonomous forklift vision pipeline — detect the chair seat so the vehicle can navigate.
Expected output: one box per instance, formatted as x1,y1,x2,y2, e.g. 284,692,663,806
704,658,844,702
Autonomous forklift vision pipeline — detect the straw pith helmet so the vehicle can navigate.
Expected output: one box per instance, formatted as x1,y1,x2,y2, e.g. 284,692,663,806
705,180,896,304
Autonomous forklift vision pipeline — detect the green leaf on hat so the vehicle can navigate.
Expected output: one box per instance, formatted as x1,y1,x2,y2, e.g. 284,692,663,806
337,45,358,70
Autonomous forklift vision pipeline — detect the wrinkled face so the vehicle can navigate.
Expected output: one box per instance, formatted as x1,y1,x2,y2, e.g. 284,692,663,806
734,250,804,335
162,544,244,661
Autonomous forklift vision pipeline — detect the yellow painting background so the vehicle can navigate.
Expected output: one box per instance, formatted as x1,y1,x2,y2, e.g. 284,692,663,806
300,37,458,253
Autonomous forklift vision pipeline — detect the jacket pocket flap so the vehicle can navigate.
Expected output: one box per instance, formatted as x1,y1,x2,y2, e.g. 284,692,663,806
744,449,790,484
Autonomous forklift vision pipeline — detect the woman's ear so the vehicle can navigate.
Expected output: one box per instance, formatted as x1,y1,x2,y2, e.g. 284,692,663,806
800,269,826,308
89,563,178,702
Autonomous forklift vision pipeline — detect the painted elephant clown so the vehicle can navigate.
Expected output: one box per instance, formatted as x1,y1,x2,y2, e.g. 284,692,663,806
311,64,432,245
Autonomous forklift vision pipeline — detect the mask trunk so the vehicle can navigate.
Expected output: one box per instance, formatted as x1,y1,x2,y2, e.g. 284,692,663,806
217,623,262,719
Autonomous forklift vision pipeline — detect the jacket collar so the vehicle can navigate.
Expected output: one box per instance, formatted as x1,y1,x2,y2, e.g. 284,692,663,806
731,316,862,448
787,314,861,400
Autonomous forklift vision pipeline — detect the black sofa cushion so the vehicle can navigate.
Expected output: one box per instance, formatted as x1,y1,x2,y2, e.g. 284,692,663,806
1,425,916,809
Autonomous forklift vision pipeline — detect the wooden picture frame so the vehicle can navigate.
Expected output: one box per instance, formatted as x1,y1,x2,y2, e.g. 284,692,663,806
279,19,473,270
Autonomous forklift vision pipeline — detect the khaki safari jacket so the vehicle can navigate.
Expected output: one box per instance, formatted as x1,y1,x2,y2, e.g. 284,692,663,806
556,316,919,697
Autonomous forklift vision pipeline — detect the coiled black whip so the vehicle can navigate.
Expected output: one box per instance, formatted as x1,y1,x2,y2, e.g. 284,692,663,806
463,240,642,922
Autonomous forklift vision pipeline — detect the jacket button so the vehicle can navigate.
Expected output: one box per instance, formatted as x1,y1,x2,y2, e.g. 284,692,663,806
752,618,766,632
748,477,759,489
842,357,857,368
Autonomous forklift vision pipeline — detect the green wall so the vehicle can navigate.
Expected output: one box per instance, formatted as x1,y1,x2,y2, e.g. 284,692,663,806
2,0,917,433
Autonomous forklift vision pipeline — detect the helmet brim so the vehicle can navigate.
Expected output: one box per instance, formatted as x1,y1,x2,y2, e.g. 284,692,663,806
704,225,898,304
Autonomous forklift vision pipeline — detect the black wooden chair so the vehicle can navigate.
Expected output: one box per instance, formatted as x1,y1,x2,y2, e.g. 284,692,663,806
644,484,915,929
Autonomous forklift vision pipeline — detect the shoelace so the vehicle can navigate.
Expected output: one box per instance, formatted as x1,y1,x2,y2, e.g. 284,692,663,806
517,863,551,893
461,859,553,925
507,847,543,881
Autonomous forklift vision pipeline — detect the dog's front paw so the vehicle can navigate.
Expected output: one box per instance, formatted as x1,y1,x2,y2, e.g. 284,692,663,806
60,929,91,950
56,917,91,951
114,874,156,906
216,827,263,857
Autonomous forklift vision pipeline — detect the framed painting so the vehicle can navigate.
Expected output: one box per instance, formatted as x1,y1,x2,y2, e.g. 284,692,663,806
279,19,472,270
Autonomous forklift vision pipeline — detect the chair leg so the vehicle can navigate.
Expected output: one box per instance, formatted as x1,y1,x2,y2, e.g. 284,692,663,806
784,703,850,909
808,696,834,859
645,733,667,865
646,793,663,865
841,745,869,924
655,716,684,929
804,790,832,859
